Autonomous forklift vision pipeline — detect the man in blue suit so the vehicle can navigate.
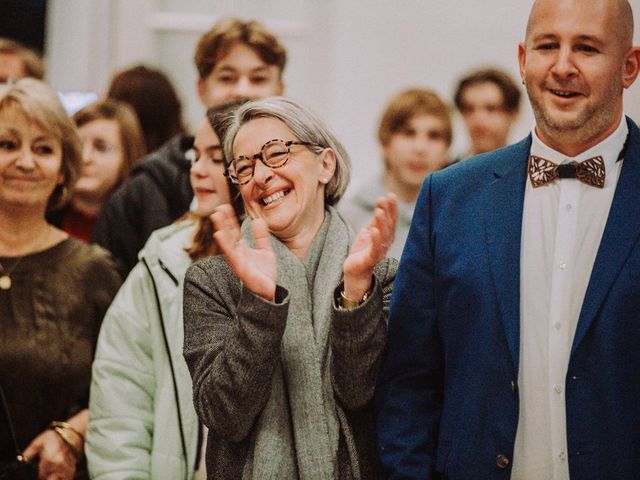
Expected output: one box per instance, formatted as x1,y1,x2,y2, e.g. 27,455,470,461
375,0,640,478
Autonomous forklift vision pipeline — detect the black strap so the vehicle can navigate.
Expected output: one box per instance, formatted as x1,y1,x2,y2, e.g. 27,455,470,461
0,382,20,459
0,382,30,471
195,422,204,472
141,258,190,480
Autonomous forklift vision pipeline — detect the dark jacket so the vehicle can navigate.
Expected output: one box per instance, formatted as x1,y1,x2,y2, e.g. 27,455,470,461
92,134,194,277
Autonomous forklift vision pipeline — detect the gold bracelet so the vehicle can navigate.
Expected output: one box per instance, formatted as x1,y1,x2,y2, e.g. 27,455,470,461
340,289,369,310
48,422,83,460
49,421,85,442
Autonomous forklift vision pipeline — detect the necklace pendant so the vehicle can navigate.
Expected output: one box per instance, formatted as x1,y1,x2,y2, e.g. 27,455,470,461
0,275,11,290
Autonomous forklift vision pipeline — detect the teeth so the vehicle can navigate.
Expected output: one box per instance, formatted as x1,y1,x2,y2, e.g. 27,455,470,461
553,90,576,97
263,190,287,205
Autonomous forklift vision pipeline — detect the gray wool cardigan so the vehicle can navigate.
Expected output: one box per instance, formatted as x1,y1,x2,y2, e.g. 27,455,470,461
182,254,397,479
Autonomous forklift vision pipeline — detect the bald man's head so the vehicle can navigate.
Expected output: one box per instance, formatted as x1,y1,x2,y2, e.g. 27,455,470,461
519,0,640,156
526,0,634,50
618,0,634,48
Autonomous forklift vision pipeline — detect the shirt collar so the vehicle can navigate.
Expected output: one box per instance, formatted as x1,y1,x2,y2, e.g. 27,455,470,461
530,116,628,173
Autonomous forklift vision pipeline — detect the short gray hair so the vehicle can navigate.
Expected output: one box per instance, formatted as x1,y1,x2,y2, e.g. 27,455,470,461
222,96,351,205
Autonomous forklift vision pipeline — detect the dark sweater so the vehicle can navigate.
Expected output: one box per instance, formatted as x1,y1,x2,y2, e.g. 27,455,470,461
0,238,121,477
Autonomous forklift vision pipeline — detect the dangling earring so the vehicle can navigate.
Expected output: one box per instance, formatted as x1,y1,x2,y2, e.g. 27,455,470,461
60,185,69,204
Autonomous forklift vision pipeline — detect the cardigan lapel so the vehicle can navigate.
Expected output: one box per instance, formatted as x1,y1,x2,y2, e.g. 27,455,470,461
482,137,531,371
572,117,640,355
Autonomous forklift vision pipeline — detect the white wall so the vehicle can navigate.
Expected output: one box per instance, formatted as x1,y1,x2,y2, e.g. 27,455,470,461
46,0,640,196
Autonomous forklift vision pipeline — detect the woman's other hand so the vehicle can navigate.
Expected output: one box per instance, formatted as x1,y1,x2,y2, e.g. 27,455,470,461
343,193,397,301
23,429,77,480
211,204,277,301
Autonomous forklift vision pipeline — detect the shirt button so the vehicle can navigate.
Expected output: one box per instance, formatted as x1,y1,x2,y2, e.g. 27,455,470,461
554,385,563,394
566,204,572,212
558,451,567,461
554,322,562,330
496,454,510,469
559,262,567,270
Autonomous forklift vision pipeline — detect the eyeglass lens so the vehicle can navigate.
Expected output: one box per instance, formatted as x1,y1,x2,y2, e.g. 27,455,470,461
231,140,291,183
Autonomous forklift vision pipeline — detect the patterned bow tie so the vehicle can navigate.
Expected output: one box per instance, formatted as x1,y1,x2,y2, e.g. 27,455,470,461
528,155,605,188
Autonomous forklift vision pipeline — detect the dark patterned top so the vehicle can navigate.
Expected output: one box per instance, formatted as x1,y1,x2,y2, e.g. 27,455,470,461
0,238,121,473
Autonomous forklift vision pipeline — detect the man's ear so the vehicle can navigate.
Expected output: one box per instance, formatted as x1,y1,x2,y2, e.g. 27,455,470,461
622,46,640,89
518,42,527,85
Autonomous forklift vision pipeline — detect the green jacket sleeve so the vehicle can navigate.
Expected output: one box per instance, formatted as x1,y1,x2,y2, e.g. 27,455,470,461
86,263,157,480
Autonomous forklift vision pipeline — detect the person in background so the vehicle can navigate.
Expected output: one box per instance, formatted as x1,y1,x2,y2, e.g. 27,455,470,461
376,0,640,478
48,98,147,242
93,18,287,277
107,64,186,153
453,67,521,159
0,79,121,479
0,37,44,83
86,102,239,480
183,97,397,479
341,88,451,259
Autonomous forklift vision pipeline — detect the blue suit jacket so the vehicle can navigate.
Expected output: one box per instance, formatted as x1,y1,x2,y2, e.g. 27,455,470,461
376,117,640,479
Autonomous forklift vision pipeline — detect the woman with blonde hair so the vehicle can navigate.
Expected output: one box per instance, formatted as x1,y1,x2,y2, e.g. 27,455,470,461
0,78,121,479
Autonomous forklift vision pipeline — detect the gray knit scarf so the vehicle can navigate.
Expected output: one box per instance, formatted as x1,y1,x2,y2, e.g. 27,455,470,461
240,206,357,480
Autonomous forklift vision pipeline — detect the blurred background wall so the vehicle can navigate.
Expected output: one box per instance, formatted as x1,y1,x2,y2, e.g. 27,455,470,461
10,0,640,194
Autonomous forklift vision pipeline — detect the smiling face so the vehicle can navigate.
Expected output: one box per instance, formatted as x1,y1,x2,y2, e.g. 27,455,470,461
76,118,124,205
0,110,63,212
189,117,231,216
233,117,335,245
198,42,283,107
383,114,449,194
459,82,517,154
518,0,639,154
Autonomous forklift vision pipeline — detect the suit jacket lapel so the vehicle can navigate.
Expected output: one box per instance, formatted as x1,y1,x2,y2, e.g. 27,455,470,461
572,117,640,354
483,137,531,370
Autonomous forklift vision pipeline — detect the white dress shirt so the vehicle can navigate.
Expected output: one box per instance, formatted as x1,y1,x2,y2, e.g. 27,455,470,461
512,117,628,480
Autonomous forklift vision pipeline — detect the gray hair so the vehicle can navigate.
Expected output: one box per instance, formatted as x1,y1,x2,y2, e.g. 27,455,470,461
222,96,351,205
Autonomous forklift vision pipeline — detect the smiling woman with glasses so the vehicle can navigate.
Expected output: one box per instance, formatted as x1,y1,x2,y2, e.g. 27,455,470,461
182,96,398,479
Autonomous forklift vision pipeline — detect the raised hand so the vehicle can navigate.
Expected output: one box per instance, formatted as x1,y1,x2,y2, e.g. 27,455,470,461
211,204,277,301
342,193,397,301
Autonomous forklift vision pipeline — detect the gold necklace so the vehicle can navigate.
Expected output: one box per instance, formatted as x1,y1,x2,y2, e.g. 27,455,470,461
0,257,23,290
0,225,56,290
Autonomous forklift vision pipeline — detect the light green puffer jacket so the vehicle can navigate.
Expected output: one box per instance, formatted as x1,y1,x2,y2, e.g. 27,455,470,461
86,221,200,480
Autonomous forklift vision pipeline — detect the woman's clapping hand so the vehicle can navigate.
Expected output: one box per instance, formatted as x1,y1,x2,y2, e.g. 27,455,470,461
343,193,397,301
211,204,277,301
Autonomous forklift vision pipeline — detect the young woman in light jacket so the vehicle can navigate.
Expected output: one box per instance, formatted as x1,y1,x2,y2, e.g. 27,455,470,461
85,104,240,480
